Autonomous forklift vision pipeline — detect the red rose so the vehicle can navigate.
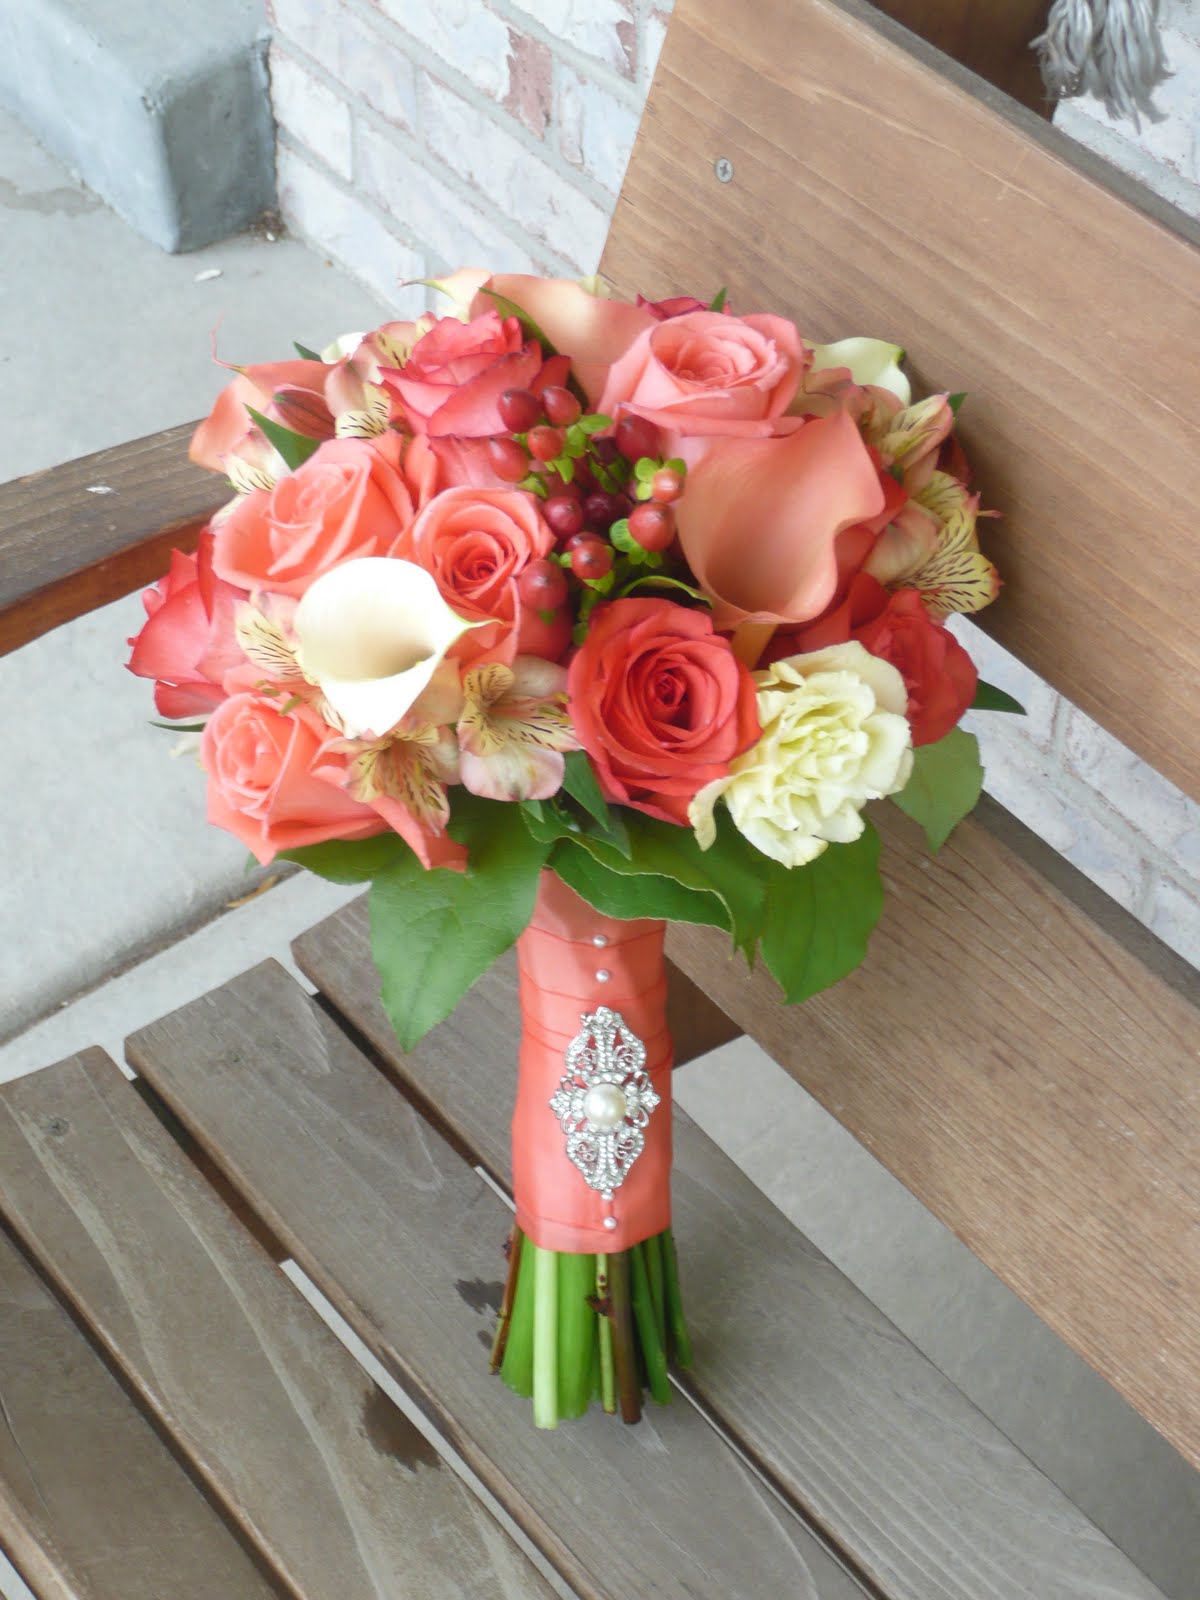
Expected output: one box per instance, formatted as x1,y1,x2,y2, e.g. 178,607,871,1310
776,574,976,746
567,598,760,824
126,536,244,718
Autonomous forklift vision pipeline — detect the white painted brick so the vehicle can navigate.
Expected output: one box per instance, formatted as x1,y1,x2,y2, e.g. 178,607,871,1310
506,0,636,77
268,0,340,63
276,144,426,310
269,1,418,132
978,734,1146,911
1145,872,1200,967
642,5,673,88
1062,706,1200,873
270,46,353,180
557,66,640,193
356,121,541,275
374,0,515,100
951,616,1059,748
421,74,610,270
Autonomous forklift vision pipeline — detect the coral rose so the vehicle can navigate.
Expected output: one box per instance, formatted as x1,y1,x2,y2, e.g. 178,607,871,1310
690,642,913,868
597,309,809,463
201,695,386,864
126,539,245,718
566,597,760,824
395,487,554,665
211,432,416,598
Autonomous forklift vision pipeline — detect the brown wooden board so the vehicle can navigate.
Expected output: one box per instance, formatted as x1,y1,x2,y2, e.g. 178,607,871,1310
127,963,871,1600
0,427,225,657
867,0,1054,112
0,1226,280,1600
0,1050,558,1600
291,900,1169,1600
601,0,1200,802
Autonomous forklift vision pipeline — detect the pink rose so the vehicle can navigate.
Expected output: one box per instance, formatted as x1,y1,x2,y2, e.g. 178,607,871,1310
381,310,569,441
212,433,416,598
394,487,554,665
190,359,334,475
597,310,809,463
201,696,387,864
126,536,245,718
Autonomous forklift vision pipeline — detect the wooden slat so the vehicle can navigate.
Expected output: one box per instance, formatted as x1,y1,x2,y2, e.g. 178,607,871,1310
292,902,1170,1600
0,1226,279,1600
127,964,870,1600
0,427,225,656
601,0,1200,802
0,1051,557,1600
867,0,1053,112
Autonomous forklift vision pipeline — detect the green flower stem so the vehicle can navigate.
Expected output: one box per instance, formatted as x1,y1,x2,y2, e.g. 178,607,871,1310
532,1244,559,1429
489,1224,524,1374
661,1228,694,1368
607,1251,642,1424
643,1235,667,1349
499,1234,536,1397
630,1243,672,1406
595,1255,617,1415
557,1252,598,1419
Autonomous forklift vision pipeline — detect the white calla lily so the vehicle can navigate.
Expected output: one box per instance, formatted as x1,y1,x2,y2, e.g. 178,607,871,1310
809,337,911,405
294,558,476,740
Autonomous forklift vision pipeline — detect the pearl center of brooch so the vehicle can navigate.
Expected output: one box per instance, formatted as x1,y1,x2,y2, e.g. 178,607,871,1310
582,1082,627,1131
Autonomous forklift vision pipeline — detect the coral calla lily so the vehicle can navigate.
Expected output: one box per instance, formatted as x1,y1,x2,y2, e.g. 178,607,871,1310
808,338,911,405
294,557,477,740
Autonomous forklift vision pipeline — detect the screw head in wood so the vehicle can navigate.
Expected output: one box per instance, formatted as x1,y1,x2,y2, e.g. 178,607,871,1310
714,156,734,183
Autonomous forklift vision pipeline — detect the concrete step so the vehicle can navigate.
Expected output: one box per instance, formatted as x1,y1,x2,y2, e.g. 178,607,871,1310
0,0,274,251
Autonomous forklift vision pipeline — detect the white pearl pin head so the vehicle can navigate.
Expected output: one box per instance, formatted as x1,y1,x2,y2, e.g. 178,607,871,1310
595,968,611,983
592,933,609,948
603,1216,618,1231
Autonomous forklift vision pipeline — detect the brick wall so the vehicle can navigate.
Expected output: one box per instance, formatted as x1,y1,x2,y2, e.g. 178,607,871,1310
265,0,1200,968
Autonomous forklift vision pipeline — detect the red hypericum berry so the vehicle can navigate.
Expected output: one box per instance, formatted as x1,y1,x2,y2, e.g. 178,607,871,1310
542,385,582,426
517,558,568,610
488,436,531,483
570,539,613,581
544,495,585,540
615,414,662,462
528,425,565,462
565,532,594,551
518,602,572,662
498,387,541,432
628,502,676,552
591,437,620,467
583,490,624,530
651,467,684,503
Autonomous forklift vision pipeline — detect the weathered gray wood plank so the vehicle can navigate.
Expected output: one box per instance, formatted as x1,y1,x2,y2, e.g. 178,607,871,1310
0,1226,279,1600
127,963,869,1600
292,899,1169,1600
0,1050,557,1600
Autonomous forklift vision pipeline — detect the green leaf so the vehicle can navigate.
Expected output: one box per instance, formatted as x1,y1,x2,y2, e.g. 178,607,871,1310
972,679,1026,715
245,405,320,472
551,842,731,932
760,825,884,1003
564,810,767,952
633,457,658,482
609,517,637,555
278,834,412,883
560,751,612,829
477,287,556,353
708,287,728,312
518,471,549,498
293,341,323,361
617,573,711,606
554,456,576,483
369,794,550,1050
149,719,207,732
577,414,611,434
892,727,983,851
948,392,967,415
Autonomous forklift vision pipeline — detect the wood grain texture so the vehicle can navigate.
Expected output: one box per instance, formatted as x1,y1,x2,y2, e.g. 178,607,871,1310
0,1226,280,1600
601,0,1200,801
868,0,1053,112
0,426,225,657
0,1051,556,1600
292,901,1169,1600
127,964,868,1600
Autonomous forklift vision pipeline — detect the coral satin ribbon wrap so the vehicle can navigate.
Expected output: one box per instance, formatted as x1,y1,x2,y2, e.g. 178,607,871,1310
513,870,673,1253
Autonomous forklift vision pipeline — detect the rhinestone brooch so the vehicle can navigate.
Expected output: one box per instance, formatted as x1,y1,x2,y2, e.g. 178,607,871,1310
549,1005,660,1202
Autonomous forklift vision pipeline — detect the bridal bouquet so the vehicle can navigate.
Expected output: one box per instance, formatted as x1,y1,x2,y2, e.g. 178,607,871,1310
127,271,1013,1428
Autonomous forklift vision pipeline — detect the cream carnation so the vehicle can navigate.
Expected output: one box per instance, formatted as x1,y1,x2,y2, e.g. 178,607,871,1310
689,640,913,867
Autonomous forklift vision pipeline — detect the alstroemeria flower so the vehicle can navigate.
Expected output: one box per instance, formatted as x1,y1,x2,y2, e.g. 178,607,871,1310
808,338,911,405
865,471,1000,618
457,658,579,801
294,557,477,740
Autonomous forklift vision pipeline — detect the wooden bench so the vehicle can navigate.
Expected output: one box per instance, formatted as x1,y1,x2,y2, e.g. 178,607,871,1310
2,0,1198,1595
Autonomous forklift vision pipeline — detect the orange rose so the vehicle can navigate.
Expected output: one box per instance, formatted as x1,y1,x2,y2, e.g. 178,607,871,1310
597,310,809,463
212,433,416,598
567,598,760,824
674,413,887,631
394,487,554,665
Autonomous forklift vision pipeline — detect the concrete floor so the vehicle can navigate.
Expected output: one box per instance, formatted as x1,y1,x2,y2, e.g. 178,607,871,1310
3,102,1199,1600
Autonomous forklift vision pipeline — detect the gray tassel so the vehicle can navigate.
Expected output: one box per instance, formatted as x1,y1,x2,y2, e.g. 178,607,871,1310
1033,0,1171,126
